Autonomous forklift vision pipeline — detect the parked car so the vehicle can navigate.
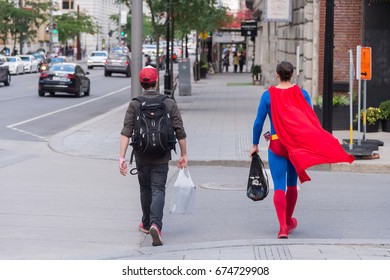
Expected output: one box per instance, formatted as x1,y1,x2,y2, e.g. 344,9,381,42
87,51,108,69
38,63,90,97
104,52,131,77
5,56,24,75
0,54,11,86
18,55,39,73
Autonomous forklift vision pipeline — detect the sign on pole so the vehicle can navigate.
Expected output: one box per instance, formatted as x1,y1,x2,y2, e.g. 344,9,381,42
360,47,372,80
240,21,257,37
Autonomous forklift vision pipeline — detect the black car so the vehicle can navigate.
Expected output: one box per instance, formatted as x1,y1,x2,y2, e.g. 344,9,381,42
38,63,90,97
104,53,131,77
0,54,11,86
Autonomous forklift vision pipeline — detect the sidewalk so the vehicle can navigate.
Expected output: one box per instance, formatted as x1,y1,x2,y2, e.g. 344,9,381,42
47,72,390,260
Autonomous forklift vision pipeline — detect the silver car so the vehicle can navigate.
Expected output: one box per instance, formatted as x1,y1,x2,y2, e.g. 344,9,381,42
104,53,131,77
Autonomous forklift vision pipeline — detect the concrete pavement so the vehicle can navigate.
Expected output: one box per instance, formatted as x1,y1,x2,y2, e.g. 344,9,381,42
1,71,390,260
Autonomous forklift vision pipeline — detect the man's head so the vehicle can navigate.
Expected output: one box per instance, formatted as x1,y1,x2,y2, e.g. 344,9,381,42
139,66,158,89
276,61,294,82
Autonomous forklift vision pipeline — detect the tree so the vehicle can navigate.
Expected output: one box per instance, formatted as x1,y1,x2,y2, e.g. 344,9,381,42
0,0,50,54
54,12,96,44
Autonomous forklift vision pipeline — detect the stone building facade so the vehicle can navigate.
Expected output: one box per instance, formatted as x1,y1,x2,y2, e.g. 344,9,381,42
250,0,389,106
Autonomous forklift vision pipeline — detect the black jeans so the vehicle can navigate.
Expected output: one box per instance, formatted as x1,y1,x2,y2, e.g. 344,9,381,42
136,162,169,230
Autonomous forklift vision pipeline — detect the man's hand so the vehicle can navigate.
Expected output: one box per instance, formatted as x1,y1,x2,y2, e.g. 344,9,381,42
119,158,127,176
249,145,259,157
177,155,188,169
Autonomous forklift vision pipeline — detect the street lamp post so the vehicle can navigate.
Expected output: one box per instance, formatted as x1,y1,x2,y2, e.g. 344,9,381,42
164,0,172,96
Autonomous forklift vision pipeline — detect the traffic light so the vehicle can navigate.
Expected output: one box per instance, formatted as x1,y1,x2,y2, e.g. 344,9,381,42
120,31,125,37
52,23,58,35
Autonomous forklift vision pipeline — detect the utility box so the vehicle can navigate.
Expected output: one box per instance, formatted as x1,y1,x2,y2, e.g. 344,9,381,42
178,58,191,96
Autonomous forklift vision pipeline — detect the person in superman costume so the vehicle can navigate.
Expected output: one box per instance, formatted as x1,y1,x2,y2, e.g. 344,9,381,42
249,61,354,239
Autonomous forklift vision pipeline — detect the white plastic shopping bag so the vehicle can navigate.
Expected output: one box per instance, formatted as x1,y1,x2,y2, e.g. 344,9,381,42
170,168,196,214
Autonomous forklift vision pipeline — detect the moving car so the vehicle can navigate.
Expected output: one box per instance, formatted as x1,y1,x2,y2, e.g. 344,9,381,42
38,63,90,97
5,56,24,75
39,56,67,72
0,54,11,86
87,51,108,69
18,55,39,73
104,52,131,77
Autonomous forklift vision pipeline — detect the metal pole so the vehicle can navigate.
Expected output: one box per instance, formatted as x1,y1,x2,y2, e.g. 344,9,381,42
131,0,143,99
363,80,367,141
164,0,172,96
118,4,121,45
322,0,334,133
356,45,362,145
49,0,53,54
348,49,354,150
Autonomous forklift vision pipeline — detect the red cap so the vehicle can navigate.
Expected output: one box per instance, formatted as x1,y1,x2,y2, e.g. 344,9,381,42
139,66,158,83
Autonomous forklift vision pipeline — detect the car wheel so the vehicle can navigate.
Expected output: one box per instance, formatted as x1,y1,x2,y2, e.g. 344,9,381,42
84,84,90,96
75,86,82,98
4,72,11,86
38,90,45,97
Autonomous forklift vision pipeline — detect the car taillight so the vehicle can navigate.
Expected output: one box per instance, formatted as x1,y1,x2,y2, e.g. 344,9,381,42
40,72,49,78
66,74,75,79
125,61,129,65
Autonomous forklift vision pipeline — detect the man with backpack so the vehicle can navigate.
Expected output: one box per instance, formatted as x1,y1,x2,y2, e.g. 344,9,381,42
119,66,187,246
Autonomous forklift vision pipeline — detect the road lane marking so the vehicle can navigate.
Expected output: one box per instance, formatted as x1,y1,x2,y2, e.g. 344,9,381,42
7,85,131,129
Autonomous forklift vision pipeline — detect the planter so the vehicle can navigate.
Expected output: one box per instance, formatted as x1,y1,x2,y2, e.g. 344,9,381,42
382,119,390,132
252,75,263,85
353,120,380,133
200,67,207,78
313,105,357,130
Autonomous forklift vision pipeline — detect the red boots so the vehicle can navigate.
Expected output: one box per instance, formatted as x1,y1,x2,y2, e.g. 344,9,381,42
274,187,298,239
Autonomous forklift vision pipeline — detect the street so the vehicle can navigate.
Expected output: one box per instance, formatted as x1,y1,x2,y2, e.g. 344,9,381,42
0,64,132,142
1,70,390,260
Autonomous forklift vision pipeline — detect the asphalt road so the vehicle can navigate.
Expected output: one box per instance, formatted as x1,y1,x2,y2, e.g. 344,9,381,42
0,65,132,142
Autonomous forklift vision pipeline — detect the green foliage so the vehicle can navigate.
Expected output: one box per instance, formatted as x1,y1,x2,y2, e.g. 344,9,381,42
54,12,96,43
0,0,50,46
379,100,390,120
354,107,383,125
316,94,351,108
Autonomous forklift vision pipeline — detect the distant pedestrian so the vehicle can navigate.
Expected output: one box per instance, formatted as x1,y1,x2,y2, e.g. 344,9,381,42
249,61,354,239
222,53,229,72
233,52,239,73
239,52,246,73
119,66,188,246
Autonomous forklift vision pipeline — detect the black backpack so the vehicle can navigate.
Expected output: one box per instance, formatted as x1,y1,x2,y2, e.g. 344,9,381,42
130,95,176,161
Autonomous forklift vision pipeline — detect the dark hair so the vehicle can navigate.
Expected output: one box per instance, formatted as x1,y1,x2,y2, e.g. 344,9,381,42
141,81,157,89
276,61,294,81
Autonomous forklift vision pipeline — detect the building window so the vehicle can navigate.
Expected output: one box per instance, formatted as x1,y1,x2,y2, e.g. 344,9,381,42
62,0,74,10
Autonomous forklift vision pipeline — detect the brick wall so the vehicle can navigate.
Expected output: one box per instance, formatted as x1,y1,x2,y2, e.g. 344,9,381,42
318,0,363,95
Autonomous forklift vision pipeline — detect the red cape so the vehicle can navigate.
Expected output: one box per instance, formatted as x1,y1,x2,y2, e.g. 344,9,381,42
269,85,354,183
